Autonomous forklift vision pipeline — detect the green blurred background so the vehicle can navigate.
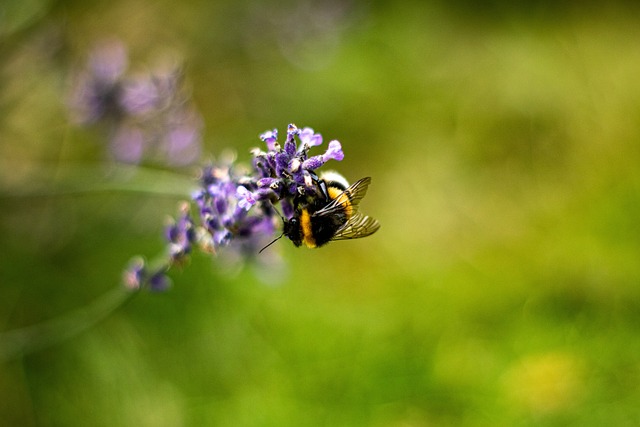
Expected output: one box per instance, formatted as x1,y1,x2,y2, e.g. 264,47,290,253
2,0,640,425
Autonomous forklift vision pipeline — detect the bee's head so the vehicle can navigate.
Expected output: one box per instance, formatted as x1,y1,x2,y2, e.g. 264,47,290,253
259,213,301,254
283,217,302,247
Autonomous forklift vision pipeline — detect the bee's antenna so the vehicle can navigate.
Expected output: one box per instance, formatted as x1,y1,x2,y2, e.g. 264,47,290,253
259,232,284,254
259,201,287,254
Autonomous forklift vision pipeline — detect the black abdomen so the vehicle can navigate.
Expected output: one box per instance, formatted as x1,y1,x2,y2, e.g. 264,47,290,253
310,209,348,247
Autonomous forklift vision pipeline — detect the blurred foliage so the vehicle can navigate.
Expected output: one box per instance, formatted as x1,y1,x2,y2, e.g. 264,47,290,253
2,0,640,426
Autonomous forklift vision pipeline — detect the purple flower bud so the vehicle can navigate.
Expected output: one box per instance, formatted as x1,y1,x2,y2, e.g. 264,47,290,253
301,155,324,171
286,124,299,143
166,203,197,262
123,257,146,290
275,152,290,177
260,129,279,151
148,270,171,292
284,140,297,157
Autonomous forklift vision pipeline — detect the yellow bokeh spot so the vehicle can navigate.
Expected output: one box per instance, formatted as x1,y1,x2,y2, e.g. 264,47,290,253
502,351,585,416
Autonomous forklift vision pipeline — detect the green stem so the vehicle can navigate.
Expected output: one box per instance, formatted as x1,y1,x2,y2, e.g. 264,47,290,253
0,164,197,199
0,287,136,361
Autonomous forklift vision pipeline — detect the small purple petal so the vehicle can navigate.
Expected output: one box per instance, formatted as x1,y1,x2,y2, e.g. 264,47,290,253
236,186,257,211
322,140,344,162
285,124,299,144
299,127,323,148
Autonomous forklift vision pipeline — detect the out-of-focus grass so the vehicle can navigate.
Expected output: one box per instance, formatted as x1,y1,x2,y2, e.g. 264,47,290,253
2,1,640,426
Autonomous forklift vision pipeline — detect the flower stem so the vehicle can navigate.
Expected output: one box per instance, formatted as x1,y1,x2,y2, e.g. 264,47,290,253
0,286,136,361
0,164,197,199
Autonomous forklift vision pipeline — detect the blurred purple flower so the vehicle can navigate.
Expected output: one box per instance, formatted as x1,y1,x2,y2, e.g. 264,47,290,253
68,40,128,125
68,40,203,167
166,202,197,263
160,107,203,166
110,124,146,164
119,76,161,116
187,159,280,268
89,40,128,83
123,257,171,292
123,257,145,290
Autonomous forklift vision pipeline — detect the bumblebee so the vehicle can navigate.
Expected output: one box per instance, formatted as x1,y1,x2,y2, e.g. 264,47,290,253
282,171,380,248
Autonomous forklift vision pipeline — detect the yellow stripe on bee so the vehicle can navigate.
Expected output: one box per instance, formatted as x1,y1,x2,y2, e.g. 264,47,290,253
300,208,316,248
328,187,353,218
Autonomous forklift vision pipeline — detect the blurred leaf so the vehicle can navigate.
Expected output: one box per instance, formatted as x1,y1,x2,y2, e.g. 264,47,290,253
0,0,51,37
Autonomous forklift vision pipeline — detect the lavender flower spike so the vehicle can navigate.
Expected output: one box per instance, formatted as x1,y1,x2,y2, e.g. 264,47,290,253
123,257,171,292
166,202,197,263
126,123,366,290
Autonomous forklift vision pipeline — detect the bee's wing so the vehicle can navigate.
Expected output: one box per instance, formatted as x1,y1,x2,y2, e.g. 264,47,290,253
331,211,380,241
313,177,372,217
341,176,371,207
313,177,380,241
